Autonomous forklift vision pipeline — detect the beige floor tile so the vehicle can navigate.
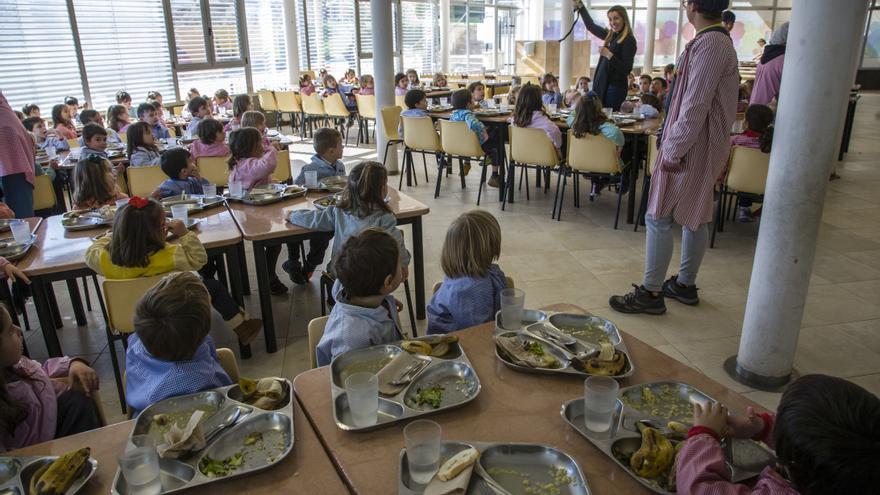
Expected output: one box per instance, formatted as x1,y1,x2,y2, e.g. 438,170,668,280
654,344,691,367
793,325,880,377
846,373,880,398
843,249,880,271
801,284,880,326
671,337,753,394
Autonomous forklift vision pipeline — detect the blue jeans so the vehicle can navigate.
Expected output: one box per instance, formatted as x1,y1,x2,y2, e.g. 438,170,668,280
604,84,628,112
643,213,708,292
0,173,34,218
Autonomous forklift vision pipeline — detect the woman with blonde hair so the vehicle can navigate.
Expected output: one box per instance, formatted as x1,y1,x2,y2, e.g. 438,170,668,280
573,1,636,110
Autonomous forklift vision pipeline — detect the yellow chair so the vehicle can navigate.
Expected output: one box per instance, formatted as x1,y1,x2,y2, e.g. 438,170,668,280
274,91,302,133
66,138,79,149
565,130,624,227
439,120,488,204
216,348,241,383
323,93,351,145
197,156,231,187
355,94,377,145
506,125,563,215
127,165,167,198
634,134,659,233
519,76,540,86
172,105,184,116
300,93,326,138
395,95,406,109
115,169,129,196
258,89,279,131
379,106,404,167
33,175,57,211
307,316,328,369
710,145,770,248
167,126,177,138
272,150,292,183
400,115,441,192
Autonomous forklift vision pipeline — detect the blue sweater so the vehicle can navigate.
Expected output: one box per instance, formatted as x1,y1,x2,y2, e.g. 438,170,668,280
427,264,508,335
157,177,209,198
294,154,345,186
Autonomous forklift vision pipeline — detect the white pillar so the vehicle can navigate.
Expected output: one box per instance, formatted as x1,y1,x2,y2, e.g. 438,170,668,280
559,4,574,89
733,0,870,388
371,0,399,174
642,0,657,75
440,0,450,73
282,0,301,87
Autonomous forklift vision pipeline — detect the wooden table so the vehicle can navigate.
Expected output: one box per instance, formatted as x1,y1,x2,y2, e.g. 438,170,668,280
294,304,767,495
4,403,350,495
227,188,430,354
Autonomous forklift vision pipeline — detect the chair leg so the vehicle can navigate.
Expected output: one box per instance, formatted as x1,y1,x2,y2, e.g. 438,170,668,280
613,176,624,230
557,170,568,221
477,157,488,206
403,280,417,338
434,155,444,199
81,277,92,311
398,150,407,190
552,168,564,220
459,158,466,189
320,278,327,316
382,141,392,167
422,153,429,183
105,330,126,413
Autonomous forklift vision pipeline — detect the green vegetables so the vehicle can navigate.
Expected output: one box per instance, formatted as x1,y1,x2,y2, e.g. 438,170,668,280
200,452,245,478
415,386,444,409
523,341,545,356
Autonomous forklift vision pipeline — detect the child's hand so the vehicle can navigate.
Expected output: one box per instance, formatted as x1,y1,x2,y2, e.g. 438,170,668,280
726,406,765,439
693,402,728,437
150,188,163,201
69,360,99,397
3,263,30,284
168,219,188,237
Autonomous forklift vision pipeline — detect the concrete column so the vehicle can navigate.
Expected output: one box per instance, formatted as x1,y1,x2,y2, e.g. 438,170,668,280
642,0,657,75
731,0,870,389
371,0,399,174
282,0,301,86
559,4,574,89
440,0,450,73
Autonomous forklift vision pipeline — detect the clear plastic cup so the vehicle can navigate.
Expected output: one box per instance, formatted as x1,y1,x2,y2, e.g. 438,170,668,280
499,288,525,330
202,184,217,198
305,170,319,189
46,146,57,160
345,372,378,427
547,103,557,114
603,107,613,117
500,103,510,113
170,204,188,224
115,198,130,210
228,180,244,197
118,435,161,495
9,220,30,245
584,376,620,433
440,97,448,107
404,420,442,485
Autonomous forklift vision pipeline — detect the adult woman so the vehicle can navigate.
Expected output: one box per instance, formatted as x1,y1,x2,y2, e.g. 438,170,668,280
0,91,36,217
574,1,637,111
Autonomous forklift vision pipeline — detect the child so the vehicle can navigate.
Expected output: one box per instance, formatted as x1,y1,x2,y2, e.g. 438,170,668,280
225,94,252,132
400,89,429,137
627,72,638,91
126,122,162,167
342,68,358,86
72,155,128,210
357,75,375,96
729,104,774,222
51,104,77,140
651,77,668,102
21,104,40,118
106,104,131,134
191,118,230,160
427,210,507,335
79,124,111,161
450,89,500,187
187,96,211,137
85,198,262,349
299,74,316,96
468,81,489,109
322,75,356,111
125,272,233,416
315,228,404,366
638,74,652,95
137,103,170,140
663,63,675,83
213,89,232,113
282,128,344,284
22,117,69,154
0,304,102,451
116,91,135,118
146,91,165,121
406,69,420,89
567,92,625,198
677,374,880,495
186,88,201,101
512,84,562,158
541,73,563,107
64,96,80,122
153,148,209,198
506,85,522,106
432,72,448,88
394,73,409,96
240,110,280,151
576,76,592,94
78,109,122,146
227,127,277,190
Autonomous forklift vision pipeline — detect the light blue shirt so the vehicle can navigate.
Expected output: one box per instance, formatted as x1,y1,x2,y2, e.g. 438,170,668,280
316,280,403,366
36,136,69,153
129,146,161,167
125,334,232,416
427,264,507,335
77,127,122,147
157,177,209,198
294,154,345,186
80,146,109,160
450,109,487,144
542,92,564,106
150,122,170,140
187,116,203,137
399,108,429,136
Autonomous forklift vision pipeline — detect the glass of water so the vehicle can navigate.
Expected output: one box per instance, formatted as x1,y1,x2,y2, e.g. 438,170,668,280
345,372,378,427
547,103,557,114
170,204,188,224
9,220,31,245
305,170,319,189
584,376,619,433
499,288,525,330
603,107,613,117
228,180,244,198
119,435,161,495
202,184,217,198
440,97,448,107
404,420,442,485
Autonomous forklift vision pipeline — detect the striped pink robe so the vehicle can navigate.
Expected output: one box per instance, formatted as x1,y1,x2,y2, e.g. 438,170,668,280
648,27,739,230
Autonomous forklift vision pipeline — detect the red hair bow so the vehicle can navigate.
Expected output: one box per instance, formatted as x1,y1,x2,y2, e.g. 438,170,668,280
127,196,150,209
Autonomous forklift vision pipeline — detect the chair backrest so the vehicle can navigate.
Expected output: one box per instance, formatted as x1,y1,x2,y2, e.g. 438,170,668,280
447,82,463,89
725,146,770,195
197,156,231,187
126,165,168,198
273,150,292,183
172,105,184,116
274,91,301,113
520,76,540,86
102,275,168,334
566,130,620,174
439,120,484,158
115,169,129,195
646,134,659,176
323,93,349,118
66,138,79,149
402,116,441,152
215,348,241,382
380,106,402,141
395,95,406,109
308,316,329,369
167,126,177,138
301,93,325,116
509,125,559,168
33,175,56,211
355,94,377,120
258,90,278,112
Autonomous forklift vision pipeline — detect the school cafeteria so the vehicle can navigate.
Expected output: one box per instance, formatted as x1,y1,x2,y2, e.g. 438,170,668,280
1,0,878,494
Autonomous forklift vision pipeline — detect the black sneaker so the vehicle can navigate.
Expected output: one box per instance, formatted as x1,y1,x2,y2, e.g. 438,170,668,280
269,277,288,295
282,260,308,286
609,284,667,315
662,275,699,305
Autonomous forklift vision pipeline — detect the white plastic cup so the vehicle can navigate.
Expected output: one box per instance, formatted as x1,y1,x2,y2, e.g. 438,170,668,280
404,420,442,485
46,146,57,160
499,288,525,330
603,107,613,117
440,97,448,107
203,184,217,198
499,102,510,113
170,204,188,224
345,372,378,427
9,220,30,244
548,103,557,114
115,198,130,210
118,435,161,495
228,180,244,198
305,170,319,189
584,376,620,433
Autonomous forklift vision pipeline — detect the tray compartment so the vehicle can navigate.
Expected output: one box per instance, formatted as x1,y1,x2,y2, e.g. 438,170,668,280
403,361,480,412
197,413,293,478
226,380,292,411
548,313,622,346
330,344,402,389
334,394,406,429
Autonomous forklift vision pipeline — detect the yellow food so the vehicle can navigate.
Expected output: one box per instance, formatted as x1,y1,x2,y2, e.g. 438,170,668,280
437,447,479,481
667,421,690,435
32,447,91,495
28,462,50,495
401,340,433,355
239,377,258,397
630,423,674,479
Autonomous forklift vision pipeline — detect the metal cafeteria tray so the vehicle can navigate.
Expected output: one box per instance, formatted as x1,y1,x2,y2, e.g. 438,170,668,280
223,185,306,206
0,455,97,495
312,194,340,210
111,378,295,495
161,194,226,214
330,337,481,432
560,382,776,494
319,176,347,193
0,234,37,262
494,312,634,379
61,209,114,231
0,219,14,233
398,441,591,495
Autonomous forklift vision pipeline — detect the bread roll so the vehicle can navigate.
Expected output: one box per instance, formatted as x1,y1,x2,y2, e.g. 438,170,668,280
437,447,479,481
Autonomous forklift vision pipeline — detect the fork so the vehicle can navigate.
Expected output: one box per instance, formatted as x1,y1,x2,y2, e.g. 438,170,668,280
389,360,430,386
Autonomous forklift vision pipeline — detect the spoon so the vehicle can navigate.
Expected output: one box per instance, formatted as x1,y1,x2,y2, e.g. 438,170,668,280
201,406,246,446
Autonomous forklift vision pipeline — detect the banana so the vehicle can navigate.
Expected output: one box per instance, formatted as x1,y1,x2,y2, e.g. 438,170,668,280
401,340,433,355
584,350,627,376
239,377,258,397
630,423,674,479
32,447,91,495
28,462,50,495
667,421,690,435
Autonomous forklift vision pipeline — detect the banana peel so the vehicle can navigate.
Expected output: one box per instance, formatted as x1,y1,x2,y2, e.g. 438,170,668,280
400,340,433,355
630,422,674,479
31,447,91,495
401,335,458,357
583,350,628,376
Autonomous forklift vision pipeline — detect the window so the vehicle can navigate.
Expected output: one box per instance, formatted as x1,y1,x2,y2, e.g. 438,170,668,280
170,0,209,65
0,0,83,111
401,1,439,75
209,0,243,63
245,0,289,90
177,66,247,98
297,0,358,77
727,10,773,61
865,7,880,69
73,0,176,111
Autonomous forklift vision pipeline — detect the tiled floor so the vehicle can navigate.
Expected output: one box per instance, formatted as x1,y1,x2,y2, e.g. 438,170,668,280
23,94,880,423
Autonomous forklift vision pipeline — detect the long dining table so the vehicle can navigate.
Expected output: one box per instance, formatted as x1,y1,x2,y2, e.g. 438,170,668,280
293,303,768,494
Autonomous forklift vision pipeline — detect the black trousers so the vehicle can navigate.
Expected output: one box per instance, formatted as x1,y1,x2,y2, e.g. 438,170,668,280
201,276,238,321
287,232,334,272
55,389,102,438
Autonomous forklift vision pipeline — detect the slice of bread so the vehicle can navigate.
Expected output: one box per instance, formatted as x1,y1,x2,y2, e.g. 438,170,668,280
437,447,479,481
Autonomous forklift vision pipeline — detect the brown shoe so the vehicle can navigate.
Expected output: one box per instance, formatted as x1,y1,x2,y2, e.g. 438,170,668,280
487,174,501,188
234,318,263,345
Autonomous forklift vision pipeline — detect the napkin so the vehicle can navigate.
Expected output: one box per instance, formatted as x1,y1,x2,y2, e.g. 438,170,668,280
158,410,206,458
376,352,423,396
423,464,475,495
